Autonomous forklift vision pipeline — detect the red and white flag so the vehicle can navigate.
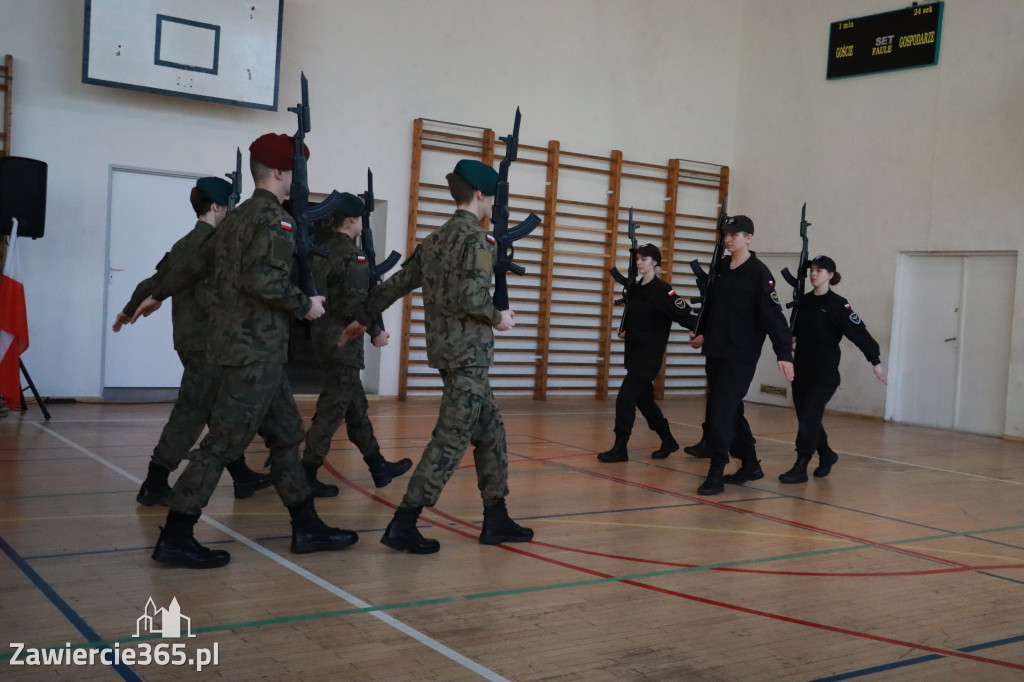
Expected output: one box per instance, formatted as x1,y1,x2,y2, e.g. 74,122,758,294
0,221,29,408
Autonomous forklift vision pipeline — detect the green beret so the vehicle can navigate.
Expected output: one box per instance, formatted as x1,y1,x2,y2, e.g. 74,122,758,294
453,159,499,196
334,192,365,218
195,177,232,206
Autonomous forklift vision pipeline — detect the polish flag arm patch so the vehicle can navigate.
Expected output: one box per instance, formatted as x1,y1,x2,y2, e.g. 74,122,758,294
279,221,293,231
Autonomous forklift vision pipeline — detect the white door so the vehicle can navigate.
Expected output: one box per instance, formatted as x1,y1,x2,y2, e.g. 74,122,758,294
955,255,1016,434
103,168,201,389
891,253,1015,435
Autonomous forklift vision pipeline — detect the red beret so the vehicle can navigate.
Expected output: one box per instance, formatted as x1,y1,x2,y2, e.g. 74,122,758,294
248,133,310,170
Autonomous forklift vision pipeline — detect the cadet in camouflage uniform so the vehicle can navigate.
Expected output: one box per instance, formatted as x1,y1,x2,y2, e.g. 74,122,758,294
343,159,533,555
113,177,272,505
143,134,358,568
302,192,412,496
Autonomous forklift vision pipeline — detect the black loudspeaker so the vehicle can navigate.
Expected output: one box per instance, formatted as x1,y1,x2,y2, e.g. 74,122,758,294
0,156,47,239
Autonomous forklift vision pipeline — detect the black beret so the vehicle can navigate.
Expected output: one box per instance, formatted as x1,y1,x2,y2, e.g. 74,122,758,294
334,192,366,218
453,159,499,196
195,177,232,206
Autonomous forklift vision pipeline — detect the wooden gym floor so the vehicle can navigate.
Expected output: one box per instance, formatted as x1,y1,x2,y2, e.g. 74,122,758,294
1,395,1022,681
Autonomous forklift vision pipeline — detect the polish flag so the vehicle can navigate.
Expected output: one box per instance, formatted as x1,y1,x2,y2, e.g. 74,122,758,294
0,220,29,409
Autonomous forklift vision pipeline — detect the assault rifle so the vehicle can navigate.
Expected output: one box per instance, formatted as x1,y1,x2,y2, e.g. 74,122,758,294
287,72,344,298
224,147,242,211
360,167,400,330
780,203,811,332
608,207,638,335
490,107,542,311
689,195,729,336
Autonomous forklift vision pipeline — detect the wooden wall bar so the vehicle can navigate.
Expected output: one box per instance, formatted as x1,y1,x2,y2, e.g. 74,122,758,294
399,118,726,400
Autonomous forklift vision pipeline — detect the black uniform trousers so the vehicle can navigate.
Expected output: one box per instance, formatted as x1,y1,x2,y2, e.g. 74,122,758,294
614,365,671,440
703,357,758,467
791,381,838,456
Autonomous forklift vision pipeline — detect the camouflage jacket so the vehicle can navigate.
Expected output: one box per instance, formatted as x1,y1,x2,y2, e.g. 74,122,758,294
122,220,213,353
366,209,501,369
153,189,310,366
310,230,382,368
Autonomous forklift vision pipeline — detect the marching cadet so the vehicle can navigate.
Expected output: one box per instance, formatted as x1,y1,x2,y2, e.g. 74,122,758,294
301,193,412,496
688,215,793,495
140,133,358,568
113,177,271,505
340,159,533,554
597,243,697,462
779,255,887,483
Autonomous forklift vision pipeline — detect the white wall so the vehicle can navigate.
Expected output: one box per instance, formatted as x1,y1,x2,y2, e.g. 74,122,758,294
3,0,1022,437
0,0,742,399
730,0,1024,437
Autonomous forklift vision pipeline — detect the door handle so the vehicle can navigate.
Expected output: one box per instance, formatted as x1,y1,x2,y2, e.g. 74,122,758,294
944,337,956,342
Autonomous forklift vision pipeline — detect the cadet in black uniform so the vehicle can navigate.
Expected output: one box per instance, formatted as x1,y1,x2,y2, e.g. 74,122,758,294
778,255,887,483
689,215,793,495
598,244,697,462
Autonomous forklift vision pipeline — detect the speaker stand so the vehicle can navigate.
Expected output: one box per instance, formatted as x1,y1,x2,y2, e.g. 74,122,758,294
17,359,50,420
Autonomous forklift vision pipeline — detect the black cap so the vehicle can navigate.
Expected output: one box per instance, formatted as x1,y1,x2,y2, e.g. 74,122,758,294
721,214,754,234
809,255,837,272
635,243,662,265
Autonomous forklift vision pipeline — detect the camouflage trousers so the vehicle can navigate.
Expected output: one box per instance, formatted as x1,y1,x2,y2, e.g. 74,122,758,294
402,366,509,509
169,361,310,515
302,364,379,467
151,350,220,472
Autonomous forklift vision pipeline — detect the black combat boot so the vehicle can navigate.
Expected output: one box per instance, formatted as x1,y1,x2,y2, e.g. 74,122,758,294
381,506,440,554
152,510,230,569
697,461,726,496
813,447,839,478
288,497,358,554
683,437,710,458
651,426,679,460
137,462,172,506
365,452,414,488
302,461,340,498
479,499,534,545
723,458,764,485
779,455,812,484
225,456,274,499
597,435,629,463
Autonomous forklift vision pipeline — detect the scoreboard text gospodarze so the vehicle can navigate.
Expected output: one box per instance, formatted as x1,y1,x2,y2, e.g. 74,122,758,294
827,2,944,80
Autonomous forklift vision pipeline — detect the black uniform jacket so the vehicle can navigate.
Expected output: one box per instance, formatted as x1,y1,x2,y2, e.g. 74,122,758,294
702,254,792,364
793,289,880,385
623,276,697,373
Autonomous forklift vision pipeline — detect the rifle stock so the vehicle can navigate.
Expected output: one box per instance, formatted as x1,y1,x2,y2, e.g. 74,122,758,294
490,107,541,311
